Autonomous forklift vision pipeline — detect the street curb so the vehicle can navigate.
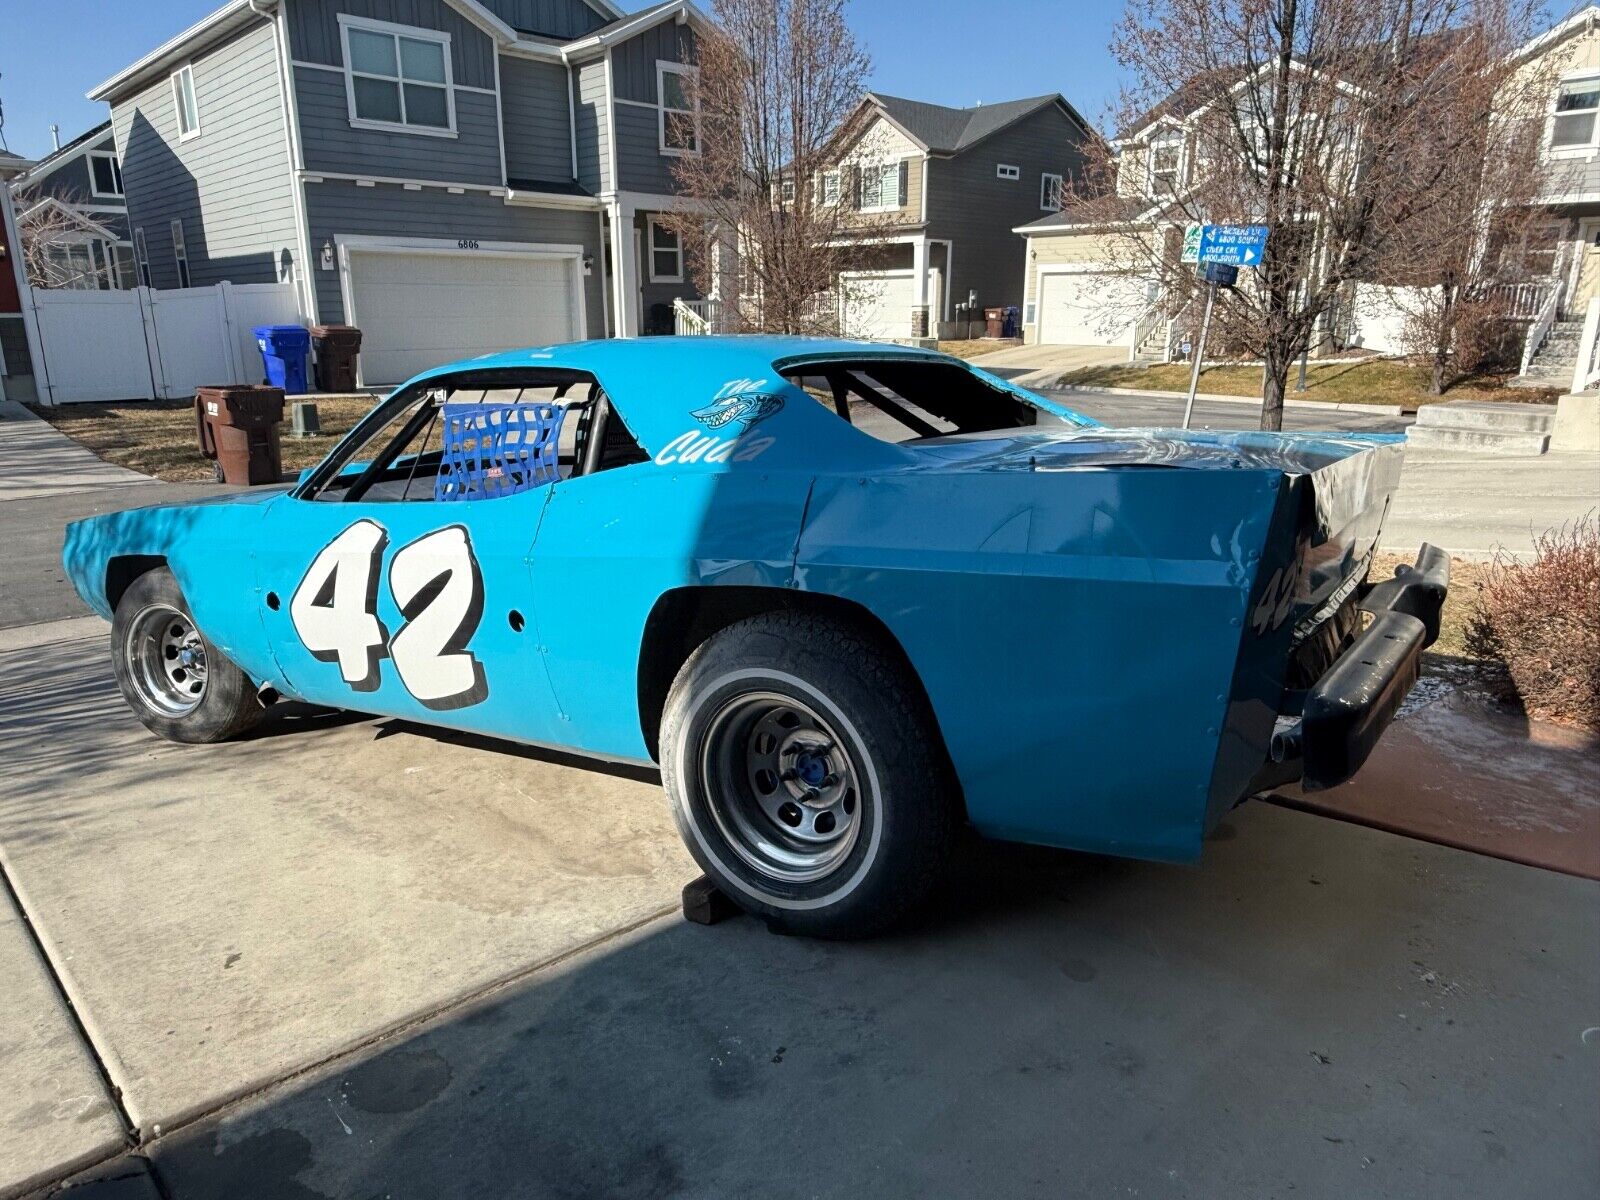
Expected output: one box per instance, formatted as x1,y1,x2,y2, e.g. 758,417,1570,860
1044,384,1408,417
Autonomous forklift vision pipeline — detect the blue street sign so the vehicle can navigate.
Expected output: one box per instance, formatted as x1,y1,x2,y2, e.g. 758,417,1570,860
1198,224,1268,268
1200,261,1239,287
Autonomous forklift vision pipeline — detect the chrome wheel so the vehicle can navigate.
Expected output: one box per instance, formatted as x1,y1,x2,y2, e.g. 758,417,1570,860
698,691,864,884
123,604,208,717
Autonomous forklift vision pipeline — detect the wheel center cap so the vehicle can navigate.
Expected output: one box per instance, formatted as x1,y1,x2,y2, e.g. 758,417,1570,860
797,754,827,787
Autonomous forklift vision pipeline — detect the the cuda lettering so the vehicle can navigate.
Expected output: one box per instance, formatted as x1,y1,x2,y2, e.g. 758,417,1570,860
290,522,488,708
655,431,776,466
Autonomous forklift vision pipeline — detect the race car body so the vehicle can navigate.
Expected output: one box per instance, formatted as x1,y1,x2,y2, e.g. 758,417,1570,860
64,337,1446,935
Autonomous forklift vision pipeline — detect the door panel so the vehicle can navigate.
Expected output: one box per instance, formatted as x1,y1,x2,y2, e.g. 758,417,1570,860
256,489,565,745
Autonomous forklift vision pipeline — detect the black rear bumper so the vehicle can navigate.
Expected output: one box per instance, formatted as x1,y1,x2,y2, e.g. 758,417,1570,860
1265,544,1450,792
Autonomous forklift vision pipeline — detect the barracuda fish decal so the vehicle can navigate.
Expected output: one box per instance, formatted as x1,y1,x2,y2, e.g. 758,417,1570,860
692,391,784,432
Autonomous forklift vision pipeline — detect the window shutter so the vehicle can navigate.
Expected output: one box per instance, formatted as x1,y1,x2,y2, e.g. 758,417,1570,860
895,160,908,208
851,165,863,210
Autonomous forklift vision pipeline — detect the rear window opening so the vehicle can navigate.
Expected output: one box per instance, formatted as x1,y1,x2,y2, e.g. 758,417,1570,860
780,359,1052,445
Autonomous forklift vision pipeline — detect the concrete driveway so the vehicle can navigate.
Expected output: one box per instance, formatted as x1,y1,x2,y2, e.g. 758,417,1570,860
965,342,1127,383
2,401,1596,1199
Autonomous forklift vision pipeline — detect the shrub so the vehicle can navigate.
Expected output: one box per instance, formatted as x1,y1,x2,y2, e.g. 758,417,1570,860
1464,518,1600,731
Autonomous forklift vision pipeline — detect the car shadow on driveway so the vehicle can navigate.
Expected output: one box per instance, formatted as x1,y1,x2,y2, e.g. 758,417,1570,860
132,802,1596,1200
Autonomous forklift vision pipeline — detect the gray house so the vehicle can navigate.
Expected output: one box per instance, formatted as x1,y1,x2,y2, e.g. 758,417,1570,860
7,123,134,289
822,91,1096,339
90,0,710,385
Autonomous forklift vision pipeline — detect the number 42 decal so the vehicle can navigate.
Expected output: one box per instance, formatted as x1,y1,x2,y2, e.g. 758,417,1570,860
289,520,490,710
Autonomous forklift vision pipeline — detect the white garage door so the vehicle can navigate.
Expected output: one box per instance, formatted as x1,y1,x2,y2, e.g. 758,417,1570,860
346,249,579,385
1037,271,1141,346
839,270,943,341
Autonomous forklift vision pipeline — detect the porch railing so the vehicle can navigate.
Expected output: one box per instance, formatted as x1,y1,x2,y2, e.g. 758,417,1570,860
1479,280,1553,322
672,299,716,336
1571,295,1600,392
1518,279,1566,377
1130,303,1165,363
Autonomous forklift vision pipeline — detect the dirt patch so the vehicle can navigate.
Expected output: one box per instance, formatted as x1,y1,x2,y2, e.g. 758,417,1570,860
936,339,1021,360
27,396,379,483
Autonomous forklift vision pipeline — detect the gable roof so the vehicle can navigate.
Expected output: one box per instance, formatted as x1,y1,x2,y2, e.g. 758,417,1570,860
864,92,1093,154
9,122,115,189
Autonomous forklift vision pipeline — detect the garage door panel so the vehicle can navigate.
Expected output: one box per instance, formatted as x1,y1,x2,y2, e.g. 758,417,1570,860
839,271,943,342
1038,272,1142,347
348,249,578,385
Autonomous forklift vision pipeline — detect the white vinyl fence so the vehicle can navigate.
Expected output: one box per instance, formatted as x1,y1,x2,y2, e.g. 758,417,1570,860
25,280,304,405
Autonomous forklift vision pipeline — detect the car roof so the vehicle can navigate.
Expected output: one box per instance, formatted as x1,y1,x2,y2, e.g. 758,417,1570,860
409,336,1054,469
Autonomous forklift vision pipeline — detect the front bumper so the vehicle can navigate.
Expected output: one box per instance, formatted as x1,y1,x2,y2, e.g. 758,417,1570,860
1264,544,1450,792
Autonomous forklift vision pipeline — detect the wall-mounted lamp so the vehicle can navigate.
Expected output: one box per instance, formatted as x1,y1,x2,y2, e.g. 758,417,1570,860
319,240,335,271
582,253,594,276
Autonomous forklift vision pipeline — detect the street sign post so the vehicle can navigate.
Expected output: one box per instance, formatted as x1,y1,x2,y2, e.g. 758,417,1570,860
1183,223,1269,430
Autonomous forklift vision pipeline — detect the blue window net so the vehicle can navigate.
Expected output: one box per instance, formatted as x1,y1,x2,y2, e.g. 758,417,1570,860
433,402,564,502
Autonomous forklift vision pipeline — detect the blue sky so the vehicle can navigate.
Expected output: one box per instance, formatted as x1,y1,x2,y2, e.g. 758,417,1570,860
0,0,1126,160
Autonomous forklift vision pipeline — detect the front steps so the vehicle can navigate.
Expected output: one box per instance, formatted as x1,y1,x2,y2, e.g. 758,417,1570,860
1510,318,1583,389
1406,400,1557,454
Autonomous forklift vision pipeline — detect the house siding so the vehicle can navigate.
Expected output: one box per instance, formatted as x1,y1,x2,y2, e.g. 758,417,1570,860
478,0,608,38
285,0,498,90
500,56,574,185
610,21,695,104
926,104,1092,313
26,136,115,205
573,57,610,193
832,116,923,229
614,102,676,194
294,67,504,185
113,16,299,290
302,178,604,335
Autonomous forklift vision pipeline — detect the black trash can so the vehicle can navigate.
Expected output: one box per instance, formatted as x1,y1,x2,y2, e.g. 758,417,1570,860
310,325,363,392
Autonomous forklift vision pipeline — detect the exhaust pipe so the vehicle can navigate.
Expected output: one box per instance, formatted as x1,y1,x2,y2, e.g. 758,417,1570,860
1270,722,1303,764
256,682,280,709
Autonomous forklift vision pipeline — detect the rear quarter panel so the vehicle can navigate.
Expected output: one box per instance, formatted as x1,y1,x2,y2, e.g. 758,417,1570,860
797,466,1283,862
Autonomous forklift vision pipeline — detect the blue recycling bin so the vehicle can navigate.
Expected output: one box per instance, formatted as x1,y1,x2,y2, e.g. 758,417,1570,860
253,325,311,394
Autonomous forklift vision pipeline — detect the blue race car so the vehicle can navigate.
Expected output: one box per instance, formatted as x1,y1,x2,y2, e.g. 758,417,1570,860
64,337,1448,937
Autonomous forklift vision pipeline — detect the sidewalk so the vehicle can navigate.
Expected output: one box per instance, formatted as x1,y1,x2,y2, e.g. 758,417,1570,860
0,401,233,630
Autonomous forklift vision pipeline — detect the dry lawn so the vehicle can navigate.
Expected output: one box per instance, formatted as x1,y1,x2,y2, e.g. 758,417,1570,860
29,397,380,483
936,339,1021,361
1054,359,1559,410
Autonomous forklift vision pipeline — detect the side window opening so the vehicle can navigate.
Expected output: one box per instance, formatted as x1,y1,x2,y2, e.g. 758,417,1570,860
301,369,645,503
781,360,1047,445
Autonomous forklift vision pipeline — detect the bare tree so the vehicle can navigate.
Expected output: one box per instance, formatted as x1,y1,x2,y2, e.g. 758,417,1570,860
1383,50,1551,394
662,0,898,334
11,185,100,289
1067,0,1544,429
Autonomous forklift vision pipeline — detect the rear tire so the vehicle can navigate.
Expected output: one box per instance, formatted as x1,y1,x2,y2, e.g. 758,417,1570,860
110,567,262,744
661,611,960,938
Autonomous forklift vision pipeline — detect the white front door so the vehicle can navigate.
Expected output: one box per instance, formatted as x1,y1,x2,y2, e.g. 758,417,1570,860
344,246,581,386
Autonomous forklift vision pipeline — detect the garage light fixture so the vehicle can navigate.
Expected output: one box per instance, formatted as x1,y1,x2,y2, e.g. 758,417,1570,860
320,240,335,271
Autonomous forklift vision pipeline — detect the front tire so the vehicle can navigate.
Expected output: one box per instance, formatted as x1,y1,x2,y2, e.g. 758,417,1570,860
110,567,262,744
661,611,960,938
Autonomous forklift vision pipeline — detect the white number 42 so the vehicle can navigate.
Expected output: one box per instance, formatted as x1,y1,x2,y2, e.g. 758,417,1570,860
289,520,489,710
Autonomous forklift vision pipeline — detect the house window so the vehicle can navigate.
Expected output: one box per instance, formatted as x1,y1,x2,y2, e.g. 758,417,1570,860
649,219,682,283
1551,77,1600,149
822,169,841,206
996,163,1020,180
133,227,152,288
340,16,454,135
89,152,124,198
171,65,201,140
779,178,796,204
171,219,191,289
857,161,906,211
1148,134,1182,194
1040,172,1063,211
658,61,699,155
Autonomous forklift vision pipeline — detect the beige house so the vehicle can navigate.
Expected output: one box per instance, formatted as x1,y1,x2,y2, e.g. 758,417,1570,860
1012,6,1600,374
